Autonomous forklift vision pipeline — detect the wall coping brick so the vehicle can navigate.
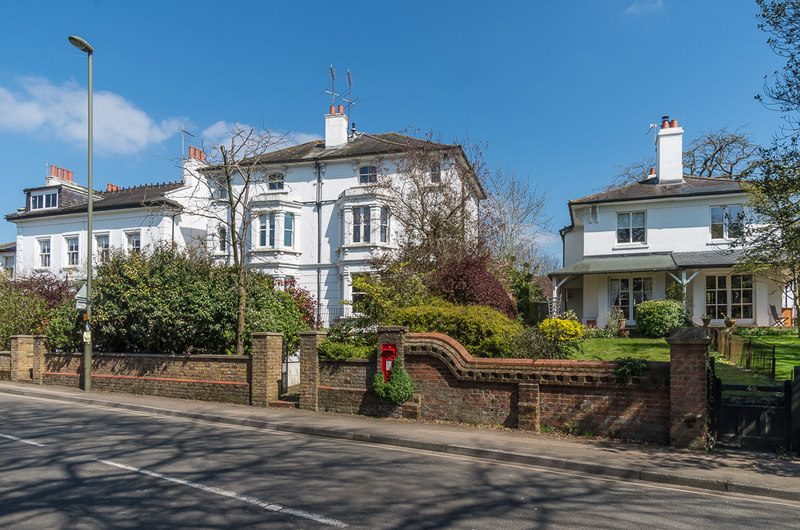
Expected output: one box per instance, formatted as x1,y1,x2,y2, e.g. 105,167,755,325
406,333,668,388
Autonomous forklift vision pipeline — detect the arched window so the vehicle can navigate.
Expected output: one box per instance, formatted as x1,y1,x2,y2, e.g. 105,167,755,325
218,227,227,252
359,165,377,184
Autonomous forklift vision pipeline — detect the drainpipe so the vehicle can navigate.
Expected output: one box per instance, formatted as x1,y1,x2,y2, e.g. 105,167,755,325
315,159,322,326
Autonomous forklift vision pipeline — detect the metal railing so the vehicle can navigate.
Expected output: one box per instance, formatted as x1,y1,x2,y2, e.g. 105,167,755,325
716,332,776,380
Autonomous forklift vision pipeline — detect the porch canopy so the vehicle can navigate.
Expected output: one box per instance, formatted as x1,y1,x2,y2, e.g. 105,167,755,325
549,250,744,278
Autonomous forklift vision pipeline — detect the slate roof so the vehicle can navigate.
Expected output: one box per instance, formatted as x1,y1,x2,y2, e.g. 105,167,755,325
6,181,183,221
569,176,745,206
0,242,15,252
244,133,461,164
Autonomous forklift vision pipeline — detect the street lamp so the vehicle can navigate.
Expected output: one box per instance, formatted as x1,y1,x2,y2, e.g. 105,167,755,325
69,35,94,392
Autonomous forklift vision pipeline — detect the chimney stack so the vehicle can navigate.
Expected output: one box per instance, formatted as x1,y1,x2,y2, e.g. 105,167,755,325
187,146,206,162
325,105,349,149
655,115,684,185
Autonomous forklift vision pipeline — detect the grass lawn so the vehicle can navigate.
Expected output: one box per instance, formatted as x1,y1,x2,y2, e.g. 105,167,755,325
746,335,800,381
570,338,670,361
573,337,770,387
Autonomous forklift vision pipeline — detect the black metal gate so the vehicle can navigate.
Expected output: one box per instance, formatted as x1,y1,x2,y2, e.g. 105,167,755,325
710,367,800,451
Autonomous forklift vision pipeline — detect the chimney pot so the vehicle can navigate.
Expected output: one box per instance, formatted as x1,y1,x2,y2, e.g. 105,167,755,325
649,167,656,175
200,150,205,163
670,119,678,128
50,165,56,177
661,120,669,129
330,105,336,115
189,146,195,159
68,170,73,181
338,104,344,114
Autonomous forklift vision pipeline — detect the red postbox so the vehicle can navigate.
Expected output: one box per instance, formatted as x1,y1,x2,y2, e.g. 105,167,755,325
381,344,397,382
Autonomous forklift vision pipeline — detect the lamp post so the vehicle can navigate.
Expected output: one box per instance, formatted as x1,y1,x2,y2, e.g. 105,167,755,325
69,35,94,392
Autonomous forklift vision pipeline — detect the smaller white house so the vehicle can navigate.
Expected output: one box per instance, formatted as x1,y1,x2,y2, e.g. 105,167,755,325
550,116,785,328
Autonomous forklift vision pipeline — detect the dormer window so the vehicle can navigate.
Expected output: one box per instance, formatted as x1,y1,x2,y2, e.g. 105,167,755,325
31,191,58,210
359,165,377,184
268,173,285,190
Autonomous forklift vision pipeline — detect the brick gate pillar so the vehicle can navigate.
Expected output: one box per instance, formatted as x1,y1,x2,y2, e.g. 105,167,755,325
376,326,408,373
10,335,46,384
299,330,326,411
667,327,711,449
251,332,283,407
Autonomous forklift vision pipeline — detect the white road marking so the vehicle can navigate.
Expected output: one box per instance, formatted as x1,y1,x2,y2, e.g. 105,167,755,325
0,432,45,447
94,458,348,528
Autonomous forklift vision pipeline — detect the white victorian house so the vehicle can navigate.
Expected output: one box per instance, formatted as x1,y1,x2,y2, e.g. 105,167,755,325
550,116,784,328
7,105,484,324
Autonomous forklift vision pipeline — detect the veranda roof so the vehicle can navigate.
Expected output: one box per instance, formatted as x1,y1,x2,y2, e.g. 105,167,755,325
550,250,745,277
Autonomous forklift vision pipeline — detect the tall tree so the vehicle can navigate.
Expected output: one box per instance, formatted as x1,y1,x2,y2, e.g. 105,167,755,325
177,125,286,355
371,133,486,272
607,126,760,189
482,168,552,273
757,0,800,136
731,145,800,335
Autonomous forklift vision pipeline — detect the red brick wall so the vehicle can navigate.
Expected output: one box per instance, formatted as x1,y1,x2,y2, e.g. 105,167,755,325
312,332,671,442
538,381,669,441
406,355,518,427
42,352,251,404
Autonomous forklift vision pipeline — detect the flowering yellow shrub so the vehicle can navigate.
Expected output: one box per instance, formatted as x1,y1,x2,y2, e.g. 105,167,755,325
539,318,583,342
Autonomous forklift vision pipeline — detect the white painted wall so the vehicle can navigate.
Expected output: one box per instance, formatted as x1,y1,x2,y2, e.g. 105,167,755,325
581,194,747,257
11,138,479,324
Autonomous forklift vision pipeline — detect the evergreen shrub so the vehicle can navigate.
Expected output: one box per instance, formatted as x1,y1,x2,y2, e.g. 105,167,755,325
372,358,415,404
388,301,521,357
634,300,687,337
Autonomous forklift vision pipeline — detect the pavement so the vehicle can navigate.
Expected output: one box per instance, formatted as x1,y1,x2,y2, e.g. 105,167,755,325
2,381,799,503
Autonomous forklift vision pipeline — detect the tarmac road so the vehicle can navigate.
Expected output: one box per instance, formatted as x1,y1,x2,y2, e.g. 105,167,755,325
1,393,798,529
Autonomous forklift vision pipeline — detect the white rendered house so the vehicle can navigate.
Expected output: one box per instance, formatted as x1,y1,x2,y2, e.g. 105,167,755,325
7,106,484,324
550,116,784,328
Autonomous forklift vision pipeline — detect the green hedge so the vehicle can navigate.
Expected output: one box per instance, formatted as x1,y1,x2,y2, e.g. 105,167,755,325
318,339,375,360
387,302,522,358
634,300,687,337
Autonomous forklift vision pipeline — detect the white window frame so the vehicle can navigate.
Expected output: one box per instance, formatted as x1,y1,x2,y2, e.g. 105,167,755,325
380,207,390,243
710,205,744,241
218,226,227,252
283,212,294,248
268,173,285,191
705,273,754,320
260,213,276,247
38,239,51,269
609,276,653,322
616,210,646,244
31,191,58,210
65,236,79,267
430,163,442,184
126,231,141,254
353,206,371,243
359,165,377,184
95,234,110,262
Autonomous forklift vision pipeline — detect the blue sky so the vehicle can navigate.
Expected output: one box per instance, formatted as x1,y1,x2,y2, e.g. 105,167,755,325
0,0,785,256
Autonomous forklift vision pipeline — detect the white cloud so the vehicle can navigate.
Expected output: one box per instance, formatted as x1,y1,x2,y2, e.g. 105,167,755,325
200,120,237,147
200,121,321,151
289,132,323,145
625,0,663,15
0,76,185,155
